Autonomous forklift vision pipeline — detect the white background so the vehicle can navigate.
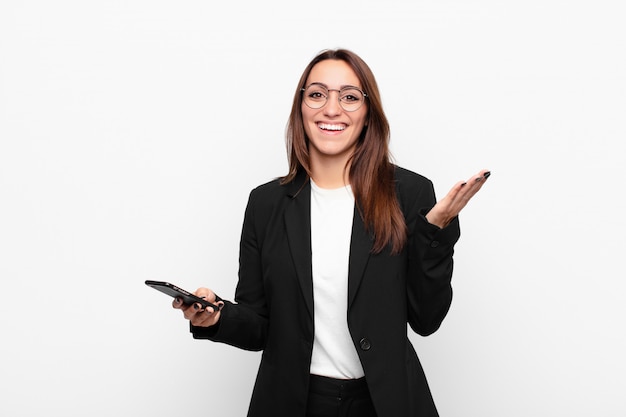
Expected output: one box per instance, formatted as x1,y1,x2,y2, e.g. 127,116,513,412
1,1,624,416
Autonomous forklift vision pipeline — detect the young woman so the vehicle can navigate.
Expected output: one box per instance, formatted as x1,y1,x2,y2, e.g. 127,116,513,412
173,49,490,417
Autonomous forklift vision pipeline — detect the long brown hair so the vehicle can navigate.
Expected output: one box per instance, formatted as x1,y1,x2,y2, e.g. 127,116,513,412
282,49,407,254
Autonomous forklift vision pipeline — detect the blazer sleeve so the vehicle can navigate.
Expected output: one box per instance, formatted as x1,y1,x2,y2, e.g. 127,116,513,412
402,175,461,336
190,187,269,351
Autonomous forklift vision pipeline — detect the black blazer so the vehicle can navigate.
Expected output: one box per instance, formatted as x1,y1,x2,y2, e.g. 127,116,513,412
192,166,461,417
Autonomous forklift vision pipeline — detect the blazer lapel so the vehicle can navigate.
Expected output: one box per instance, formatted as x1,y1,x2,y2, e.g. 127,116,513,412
348,206,373,309
283,172,373,317
284,175,314,320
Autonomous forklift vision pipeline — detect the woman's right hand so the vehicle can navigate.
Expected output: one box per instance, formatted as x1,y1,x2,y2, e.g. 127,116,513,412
172,287,224,327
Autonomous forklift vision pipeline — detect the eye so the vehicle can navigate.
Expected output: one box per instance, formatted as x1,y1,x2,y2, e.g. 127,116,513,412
305,86,328,102
340,89,363,103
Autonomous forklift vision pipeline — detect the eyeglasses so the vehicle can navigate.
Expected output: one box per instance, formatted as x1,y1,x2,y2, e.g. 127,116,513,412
301,83,367,112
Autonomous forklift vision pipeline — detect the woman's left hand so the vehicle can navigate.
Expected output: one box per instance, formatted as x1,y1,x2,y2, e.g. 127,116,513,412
425,169,491,228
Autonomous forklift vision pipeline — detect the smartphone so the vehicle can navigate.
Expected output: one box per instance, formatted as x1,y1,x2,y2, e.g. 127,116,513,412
145,280,222,311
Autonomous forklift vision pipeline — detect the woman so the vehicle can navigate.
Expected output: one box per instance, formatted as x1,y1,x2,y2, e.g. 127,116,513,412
173,48,489,417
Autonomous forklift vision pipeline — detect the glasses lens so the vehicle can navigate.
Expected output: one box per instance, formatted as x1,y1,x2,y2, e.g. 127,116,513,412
339,88,364,111
302,85,366,112
303,85,328,109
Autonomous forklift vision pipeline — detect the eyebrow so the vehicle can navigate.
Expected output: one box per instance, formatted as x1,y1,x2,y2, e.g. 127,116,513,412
307,82,362,90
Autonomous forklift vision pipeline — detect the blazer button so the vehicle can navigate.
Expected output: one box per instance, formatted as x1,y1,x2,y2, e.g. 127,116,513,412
359,338,371,351
430,240,439,248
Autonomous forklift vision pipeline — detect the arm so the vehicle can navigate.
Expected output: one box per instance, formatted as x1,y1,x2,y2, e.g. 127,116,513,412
405,169,489,335
405,179,460,336
190,188,269,351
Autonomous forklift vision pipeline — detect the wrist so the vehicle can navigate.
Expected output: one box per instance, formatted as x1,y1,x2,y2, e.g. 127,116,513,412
425,212,448,228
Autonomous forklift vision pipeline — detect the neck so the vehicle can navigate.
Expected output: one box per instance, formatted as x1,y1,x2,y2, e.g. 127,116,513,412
310,156,351,189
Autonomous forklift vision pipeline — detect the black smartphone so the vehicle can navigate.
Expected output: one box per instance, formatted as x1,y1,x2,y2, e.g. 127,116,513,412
145,280,222,311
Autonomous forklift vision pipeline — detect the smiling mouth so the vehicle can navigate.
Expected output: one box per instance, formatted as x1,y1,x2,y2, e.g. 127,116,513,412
317,123,346,132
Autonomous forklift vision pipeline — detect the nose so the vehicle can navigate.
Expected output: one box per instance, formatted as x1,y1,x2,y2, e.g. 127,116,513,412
323,90,342,116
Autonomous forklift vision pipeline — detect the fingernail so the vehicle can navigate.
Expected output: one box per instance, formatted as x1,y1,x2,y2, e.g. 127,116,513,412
484,171,491,179
475,177,482,182
174,297,181,304
461,182,467,187
193,303,200,311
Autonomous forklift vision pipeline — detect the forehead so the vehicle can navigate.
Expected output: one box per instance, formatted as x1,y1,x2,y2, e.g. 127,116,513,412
306,59,361,88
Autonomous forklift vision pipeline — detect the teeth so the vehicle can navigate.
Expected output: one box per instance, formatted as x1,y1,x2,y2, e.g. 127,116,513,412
318,123,345,131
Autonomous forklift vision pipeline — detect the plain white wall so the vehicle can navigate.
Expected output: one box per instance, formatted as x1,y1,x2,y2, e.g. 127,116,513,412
1,1,624,416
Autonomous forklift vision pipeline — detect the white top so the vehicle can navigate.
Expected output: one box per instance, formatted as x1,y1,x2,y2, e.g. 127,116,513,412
309,180,365,379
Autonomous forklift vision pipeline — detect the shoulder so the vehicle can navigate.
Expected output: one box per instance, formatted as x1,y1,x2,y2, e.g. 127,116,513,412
393,165,434,195
249,170,308,199
393,165,430,183
250,177,284,196
246,174,307,212
392,165,437,216
247,178,287,209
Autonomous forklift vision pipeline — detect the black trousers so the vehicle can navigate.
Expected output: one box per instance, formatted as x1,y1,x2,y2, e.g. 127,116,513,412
305,375,378,417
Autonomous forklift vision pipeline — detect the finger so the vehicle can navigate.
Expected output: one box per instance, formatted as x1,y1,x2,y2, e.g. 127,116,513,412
195,287,210,298
205,301,224,316
182,302,205,320
471,170,491,189
172,296,184,310
191,306,221,327
206,301,225,314
444,180,468,204
469,170,491,188
457,170,490,203
469,169,489,182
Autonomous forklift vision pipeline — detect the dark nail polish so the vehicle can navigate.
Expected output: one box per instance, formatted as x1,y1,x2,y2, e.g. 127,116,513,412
475,177,482,182
461,182,467,187
193,303,199,311
484,171,491,179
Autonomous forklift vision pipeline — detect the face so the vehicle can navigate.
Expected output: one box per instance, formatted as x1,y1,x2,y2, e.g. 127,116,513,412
302,59,368,166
